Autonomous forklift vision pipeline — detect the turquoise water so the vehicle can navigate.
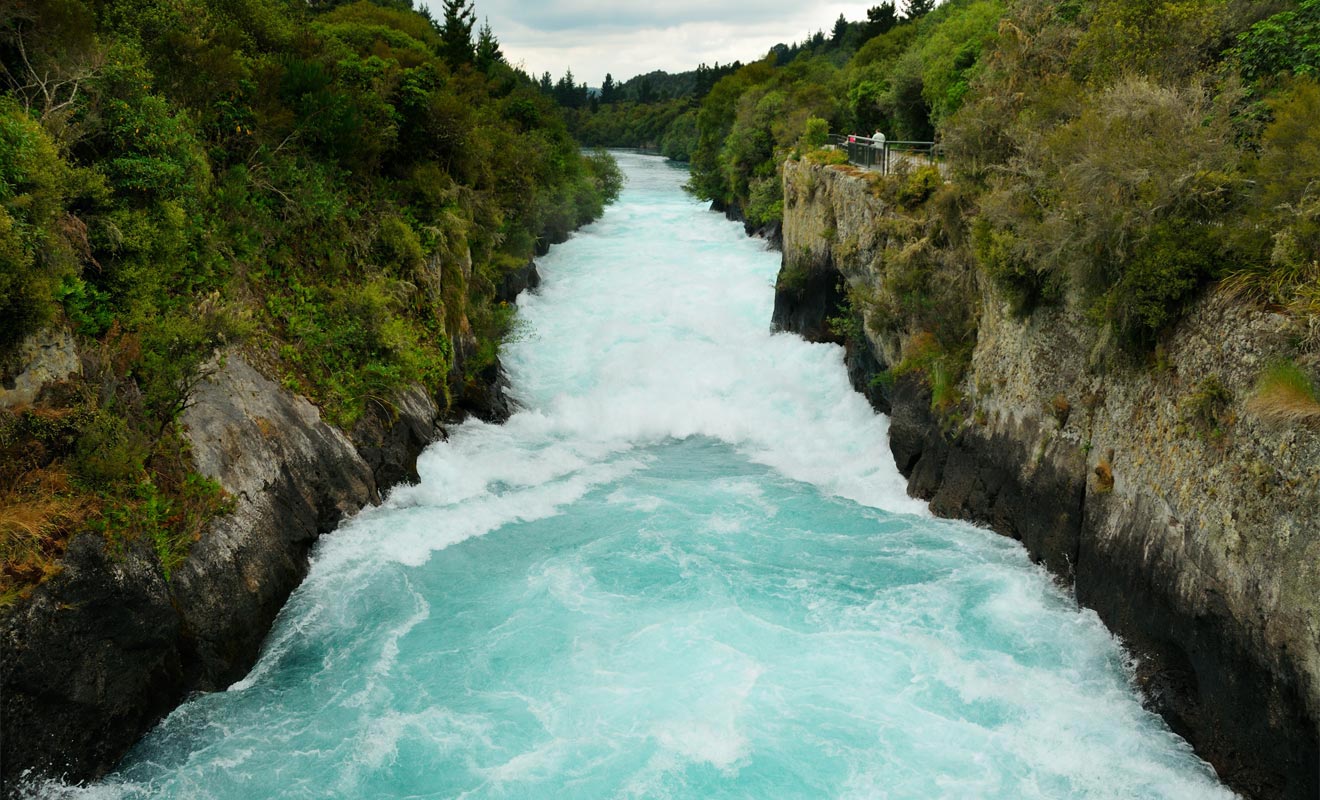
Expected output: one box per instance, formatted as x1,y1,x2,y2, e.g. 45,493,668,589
76,153,1232,799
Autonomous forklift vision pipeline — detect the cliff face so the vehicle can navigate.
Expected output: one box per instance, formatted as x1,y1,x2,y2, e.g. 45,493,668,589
779,158,1320,800
1,245,551,796
0,354,443,792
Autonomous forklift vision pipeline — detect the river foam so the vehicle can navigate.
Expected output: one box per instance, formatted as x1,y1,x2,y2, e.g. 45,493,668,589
69,152,1235,799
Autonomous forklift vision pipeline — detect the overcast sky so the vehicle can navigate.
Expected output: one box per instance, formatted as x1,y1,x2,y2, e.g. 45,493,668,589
419,1,883,86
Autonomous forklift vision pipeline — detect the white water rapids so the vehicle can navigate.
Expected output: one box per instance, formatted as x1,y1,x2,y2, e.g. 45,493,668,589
66,152,1234,799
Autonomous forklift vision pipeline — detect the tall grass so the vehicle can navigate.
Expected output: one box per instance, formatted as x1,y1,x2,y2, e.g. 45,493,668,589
1247,361,1320,426
0,468,95,607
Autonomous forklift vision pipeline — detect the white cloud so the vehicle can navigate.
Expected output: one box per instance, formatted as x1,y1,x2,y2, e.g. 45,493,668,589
419,1,880,85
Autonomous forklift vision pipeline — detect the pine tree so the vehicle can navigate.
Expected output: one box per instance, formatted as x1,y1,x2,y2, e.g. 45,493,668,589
554,68,580,108
905,0,935,19
865,3,898,37
475,17,503,70
600,73,618,104
832,14,849,44
439,0,476,65
693,63,710,96
539,71,554,94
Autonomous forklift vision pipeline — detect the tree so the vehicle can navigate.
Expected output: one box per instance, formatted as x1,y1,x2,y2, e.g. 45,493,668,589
906,0,935,20
832,14,850,44
0,0,103,137
475,17,503,70
539,71,554,94
601,73,621,104
636,76,655,104
866,3,898,37
439,0,476,65
554,68,584,108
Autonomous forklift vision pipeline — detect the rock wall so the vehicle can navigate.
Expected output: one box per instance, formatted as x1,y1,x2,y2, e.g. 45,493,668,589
0,212,568,794
779,158,1320,800
0,353,442,794
0,329,81,408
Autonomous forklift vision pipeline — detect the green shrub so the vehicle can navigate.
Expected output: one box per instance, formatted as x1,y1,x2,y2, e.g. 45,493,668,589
827,295,864,342
896,165,942,208
0,99,76,348
1102,219,1219,346
72,412,149,488
374,216,426,277
745,175,784,225
466,299,519,378
1180,375,1234,439
915,0,1003,125
972,218,1049,315
804,147,849,166
802,115,830,148
1235,0,1320,82
776,261,810,295
93,472,230,579
893,331,968,414
976,76,1242,350
1074,0,1226,83
1229,78,1320,306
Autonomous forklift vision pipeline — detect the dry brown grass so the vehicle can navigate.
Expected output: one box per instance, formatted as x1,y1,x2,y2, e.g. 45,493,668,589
1246,362,1320,427
1222,260,1320,353
1050,393,1071,425
0,467,98,607
1221,260,1317,306
1093,459,1114,493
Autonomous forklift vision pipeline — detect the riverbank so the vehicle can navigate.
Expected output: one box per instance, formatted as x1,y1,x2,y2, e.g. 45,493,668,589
0,263,555,795
773,157,1320,800
46,152,1236,800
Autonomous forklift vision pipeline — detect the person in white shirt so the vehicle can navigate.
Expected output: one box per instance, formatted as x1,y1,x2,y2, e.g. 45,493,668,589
871,131,886,169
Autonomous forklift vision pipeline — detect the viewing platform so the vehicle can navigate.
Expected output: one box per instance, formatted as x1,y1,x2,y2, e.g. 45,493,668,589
827,134,944,175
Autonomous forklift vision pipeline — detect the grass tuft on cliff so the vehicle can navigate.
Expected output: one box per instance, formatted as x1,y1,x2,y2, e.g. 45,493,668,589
1247,361,1320,427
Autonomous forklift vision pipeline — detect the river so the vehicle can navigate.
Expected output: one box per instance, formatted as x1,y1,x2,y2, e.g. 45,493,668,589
73,152,1233,799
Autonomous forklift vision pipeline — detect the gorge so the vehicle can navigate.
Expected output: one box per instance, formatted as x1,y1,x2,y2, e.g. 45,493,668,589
7,0,1318,796
31,152,1248,799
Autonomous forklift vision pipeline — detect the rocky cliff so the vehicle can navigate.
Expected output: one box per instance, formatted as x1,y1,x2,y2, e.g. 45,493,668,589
777,158,1320,800
0,244,554,795
0,353,443,793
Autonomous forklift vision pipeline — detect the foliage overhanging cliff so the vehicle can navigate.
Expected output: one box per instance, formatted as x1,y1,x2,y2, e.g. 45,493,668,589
0,0,622,604
573,0,1320,432
578,0,1319,354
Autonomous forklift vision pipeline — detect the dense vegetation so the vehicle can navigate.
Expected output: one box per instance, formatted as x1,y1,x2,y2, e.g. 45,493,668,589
565,63,743,159
0,0,621,603
585,0,1319,412
4,0,1318,605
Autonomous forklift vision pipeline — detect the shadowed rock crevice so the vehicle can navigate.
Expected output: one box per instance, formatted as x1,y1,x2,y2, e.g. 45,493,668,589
771,261,845,345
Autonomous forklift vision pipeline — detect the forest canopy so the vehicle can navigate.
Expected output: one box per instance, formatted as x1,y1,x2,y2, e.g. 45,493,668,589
0,0,621,601
573,0,1320,353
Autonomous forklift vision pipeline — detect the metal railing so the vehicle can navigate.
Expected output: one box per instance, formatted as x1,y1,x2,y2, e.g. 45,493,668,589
826,134,943,176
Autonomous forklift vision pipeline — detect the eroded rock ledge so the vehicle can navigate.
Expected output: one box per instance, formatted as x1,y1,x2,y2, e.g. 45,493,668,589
776,158,1320,800
1,354,446,792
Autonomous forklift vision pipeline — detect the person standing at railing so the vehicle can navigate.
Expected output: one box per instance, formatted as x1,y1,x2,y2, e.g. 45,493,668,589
872,131,886,172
